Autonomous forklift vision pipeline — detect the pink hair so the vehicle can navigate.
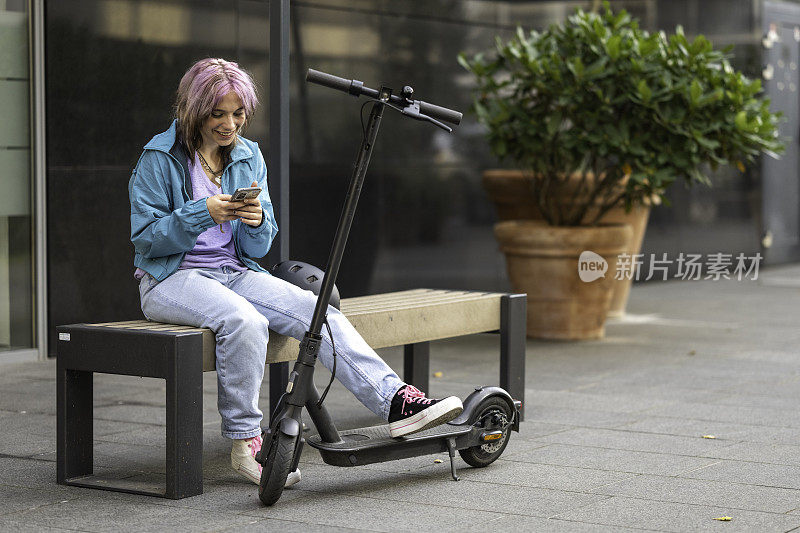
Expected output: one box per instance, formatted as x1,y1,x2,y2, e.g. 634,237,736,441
174,58,259,156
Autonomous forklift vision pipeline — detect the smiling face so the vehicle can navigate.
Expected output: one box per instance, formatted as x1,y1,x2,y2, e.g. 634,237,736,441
199,91,246,150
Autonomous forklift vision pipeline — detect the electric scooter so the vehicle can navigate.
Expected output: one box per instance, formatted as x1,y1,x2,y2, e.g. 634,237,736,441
256,68,522,506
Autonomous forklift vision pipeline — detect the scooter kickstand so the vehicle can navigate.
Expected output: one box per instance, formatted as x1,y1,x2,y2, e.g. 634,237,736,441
445,437,460,481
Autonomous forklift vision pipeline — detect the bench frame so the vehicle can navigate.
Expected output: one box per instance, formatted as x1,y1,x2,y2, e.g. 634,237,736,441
56,293,525,499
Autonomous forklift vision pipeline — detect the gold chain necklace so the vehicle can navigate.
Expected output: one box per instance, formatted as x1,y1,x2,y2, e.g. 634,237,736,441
197,150,223,187
196,150,225,232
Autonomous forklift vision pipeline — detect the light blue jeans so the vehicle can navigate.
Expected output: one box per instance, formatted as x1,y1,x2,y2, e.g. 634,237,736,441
139,266,405,439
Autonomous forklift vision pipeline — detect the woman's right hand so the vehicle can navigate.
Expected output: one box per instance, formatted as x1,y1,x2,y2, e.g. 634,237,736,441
206,195,247,225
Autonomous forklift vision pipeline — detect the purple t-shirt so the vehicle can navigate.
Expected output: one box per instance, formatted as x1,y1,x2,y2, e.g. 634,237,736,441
179,153,247,271
134,152,247,280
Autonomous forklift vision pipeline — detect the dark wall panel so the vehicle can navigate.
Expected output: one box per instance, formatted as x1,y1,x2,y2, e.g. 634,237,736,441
45,0,774,355
45,0,245,355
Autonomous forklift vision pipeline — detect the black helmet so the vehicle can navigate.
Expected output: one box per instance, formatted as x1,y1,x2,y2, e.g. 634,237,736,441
270,261,341,310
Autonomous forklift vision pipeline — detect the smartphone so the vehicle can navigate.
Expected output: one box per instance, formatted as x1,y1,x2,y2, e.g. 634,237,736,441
229,187,262,202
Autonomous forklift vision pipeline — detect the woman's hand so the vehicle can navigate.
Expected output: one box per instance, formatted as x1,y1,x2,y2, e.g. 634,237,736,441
206,195,246,225
234,181,264,227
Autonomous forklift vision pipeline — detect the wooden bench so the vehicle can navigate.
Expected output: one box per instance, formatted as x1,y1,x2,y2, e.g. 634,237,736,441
56,289,526,499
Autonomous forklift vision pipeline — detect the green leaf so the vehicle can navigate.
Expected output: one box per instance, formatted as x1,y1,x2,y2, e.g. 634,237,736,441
456,53,472,72
690,79,702,106
695,135,720,150
735,111,750,131
607,35,622,60
637,79,652,102
568,57,585,79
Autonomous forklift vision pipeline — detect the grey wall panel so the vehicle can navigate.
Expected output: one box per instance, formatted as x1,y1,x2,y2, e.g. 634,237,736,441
0,11,28,78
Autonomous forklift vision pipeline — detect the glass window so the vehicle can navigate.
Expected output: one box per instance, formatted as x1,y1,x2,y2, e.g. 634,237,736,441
0,0,34,353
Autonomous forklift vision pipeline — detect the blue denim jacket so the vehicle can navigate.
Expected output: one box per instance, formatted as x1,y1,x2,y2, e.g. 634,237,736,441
128,120,278,281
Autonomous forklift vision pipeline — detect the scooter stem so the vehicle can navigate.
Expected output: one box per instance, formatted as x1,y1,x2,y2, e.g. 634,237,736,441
308,97,387,335
276,96,388,418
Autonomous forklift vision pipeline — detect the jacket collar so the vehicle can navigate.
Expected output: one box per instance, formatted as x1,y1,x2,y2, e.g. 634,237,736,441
144,119,254,163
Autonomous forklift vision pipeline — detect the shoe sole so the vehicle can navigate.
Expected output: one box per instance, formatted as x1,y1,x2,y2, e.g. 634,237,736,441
233,462,261,484
233,462,301,488
388,396,464,438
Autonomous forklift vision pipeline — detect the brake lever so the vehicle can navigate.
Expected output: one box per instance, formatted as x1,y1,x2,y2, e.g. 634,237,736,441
421,113,452,133
400,101,453,133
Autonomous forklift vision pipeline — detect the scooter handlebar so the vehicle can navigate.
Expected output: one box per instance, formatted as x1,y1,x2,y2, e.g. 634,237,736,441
417,101,462,126
306,68,353,94
305,68,462,125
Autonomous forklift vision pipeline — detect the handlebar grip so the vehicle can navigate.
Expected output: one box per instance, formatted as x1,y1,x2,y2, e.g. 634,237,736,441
306,67,462,125
306,69,353,94
418,101,462,125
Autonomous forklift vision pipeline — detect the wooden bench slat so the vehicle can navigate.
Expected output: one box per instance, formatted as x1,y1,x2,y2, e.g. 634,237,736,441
88,319,151,327
349,298,502,349
89,289,505,371
342,292,503,314
343,289,473,303
341,289,477,307
338,288,432,304
341,290,492,307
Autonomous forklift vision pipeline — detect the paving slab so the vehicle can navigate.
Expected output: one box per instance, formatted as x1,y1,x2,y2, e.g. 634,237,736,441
593,474,800,514
554,495,800,532
464,515,655,532
282,461,610,518
0,515,80,533
411,456,637,493
524,405,641,429
642,401,800,429
682,460,800,490
615,417,781,442
0,457,84,491
0,389,56,415
237,489,505,532
504,443,717,476
0,484,80,517
526,389,696,415
216,519,374,533
0,493,260,532
532,427,738,457
710,441,800,466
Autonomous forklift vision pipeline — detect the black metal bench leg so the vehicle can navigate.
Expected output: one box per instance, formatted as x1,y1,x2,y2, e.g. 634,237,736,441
404,342,430,393
165,335,204,499
501,294,526,420
57,365,93,483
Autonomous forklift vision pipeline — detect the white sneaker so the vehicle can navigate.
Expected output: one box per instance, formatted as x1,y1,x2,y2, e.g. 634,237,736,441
231,435,301,488
285,468,301,487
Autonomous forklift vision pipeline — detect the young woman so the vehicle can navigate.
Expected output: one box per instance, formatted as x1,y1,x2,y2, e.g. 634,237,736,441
128,58,462,487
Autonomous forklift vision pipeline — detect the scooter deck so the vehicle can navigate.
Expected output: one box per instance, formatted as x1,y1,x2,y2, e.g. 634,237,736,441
307,422,471,467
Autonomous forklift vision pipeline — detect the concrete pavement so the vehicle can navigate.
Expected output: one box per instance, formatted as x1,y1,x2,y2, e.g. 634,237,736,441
1,265,799,532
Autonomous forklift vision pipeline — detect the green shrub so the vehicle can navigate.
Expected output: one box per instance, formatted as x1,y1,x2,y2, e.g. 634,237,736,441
459,1,783,225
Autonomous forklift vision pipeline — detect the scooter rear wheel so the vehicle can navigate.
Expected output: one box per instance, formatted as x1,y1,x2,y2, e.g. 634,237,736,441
458,396,512,468
258,432,296,506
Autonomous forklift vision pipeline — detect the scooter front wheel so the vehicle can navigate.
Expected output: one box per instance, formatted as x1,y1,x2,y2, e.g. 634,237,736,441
258,432,296,506
458,396,512,468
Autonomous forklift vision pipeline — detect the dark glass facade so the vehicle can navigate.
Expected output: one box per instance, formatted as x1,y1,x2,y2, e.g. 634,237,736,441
45,0,794,354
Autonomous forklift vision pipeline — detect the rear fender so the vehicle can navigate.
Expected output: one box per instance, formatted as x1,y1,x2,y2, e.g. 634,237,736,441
449,386,520,432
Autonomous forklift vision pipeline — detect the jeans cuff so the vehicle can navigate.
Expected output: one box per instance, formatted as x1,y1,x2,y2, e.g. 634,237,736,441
223,428,262,440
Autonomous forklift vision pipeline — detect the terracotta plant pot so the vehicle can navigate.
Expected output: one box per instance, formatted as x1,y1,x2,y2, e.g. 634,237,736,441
495,221,632,340
596,204,650,317
483,169,650,317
